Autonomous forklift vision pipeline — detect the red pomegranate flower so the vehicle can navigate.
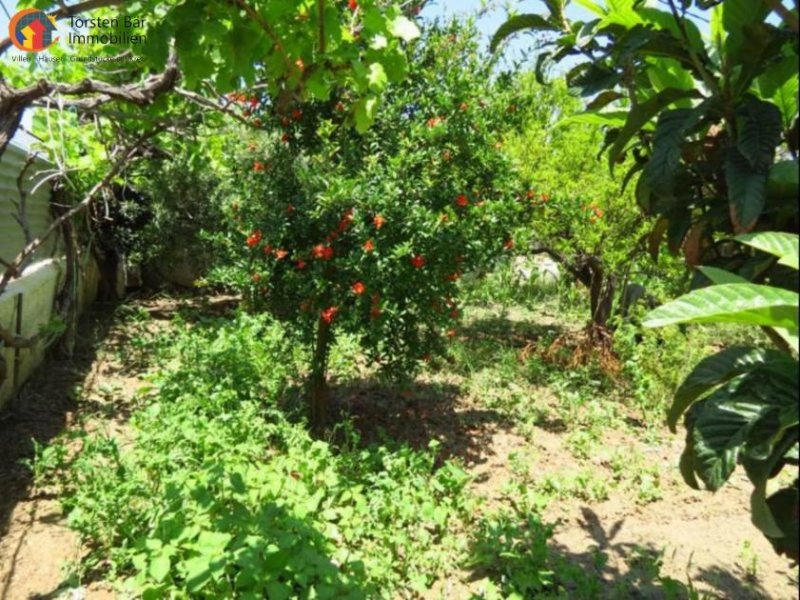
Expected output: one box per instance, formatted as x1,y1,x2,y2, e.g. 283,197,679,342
348,0,358,11
296,260,307,270
456,194,469,208
246,230,263,248
352,281,366,295
253,161,265,173
291,108,303,121
321,306,339,324
313,245,334,261
275,249,289,260
411,255,426,269
504,239,515,250
363,239,375,253
264,244,274,255
373,215,387,229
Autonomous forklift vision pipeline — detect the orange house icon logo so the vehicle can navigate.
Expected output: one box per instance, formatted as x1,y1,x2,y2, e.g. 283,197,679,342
8,8,59,52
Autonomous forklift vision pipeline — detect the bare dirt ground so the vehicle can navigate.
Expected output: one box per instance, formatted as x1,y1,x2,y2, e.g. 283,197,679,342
0,297,797,599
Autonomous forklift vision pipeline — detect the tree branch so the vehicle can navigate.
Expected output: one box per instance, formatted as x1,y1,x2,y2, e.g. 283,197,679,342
1,52,178,155
765,0,799,32
0,127,164,298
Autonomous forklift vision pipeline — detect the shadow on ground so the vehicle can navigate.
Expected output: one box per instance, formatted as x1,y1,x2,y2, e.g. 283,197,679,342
0,304,117,539
329,379,513,468
544,506,772,599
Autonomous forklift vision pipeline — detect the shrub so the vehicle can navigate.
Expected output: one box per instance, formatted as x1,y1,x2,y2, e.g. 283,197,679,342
207,21,526,427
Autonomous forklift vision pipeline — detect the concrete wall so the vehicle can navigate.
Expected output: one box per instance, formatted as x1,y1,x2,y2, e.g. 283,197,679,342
0,144,59,264
0,143,97,411
0,260,63,407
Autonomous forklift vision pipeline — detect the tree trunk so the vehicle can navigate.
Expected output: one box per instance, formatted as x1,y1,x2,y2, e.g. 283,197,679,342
309,316,332,431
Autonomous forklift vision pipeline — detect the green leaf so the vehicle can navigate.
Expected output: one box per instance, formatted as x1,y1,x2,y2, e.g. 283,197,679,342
586,90,624,111
688,368,794,493
726,147,768,233
766,160,800,201
764,484,800,559
751,479,784,537
183,556,211,593
560,111,628,128
742,427,799,486
698,266,749,285
490,14,560,53
149,554,171,583
388,16,420,42
568,63,620,97
690,386,763,490
637,8,704,54
735,96,782,171
755,52,799,127
367,62,388,91
667,346,790,431
353,97,379,133
722,0,770,62
574,0,606,17
643,283,799,330
608,88,699,171
644,103,707,196
736,232,799,270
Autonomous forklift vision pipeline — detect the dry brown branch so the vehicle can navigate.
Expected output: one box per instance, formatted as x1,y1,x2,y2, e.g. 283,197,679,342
0,127,164,299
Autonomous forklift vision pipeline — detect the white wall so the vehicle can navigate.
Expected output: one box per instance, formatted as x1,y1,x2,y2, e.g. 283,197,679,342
0,142,97,410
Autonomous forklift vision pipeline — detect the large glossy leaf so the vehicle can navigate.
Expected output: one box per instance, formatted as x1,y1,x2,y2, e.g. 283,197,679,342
755,51,799,127
637,7,704,55
667,346,792,431
736,232,799,270
690,384,768,491
722,0,770,62
490,14,560,53
764,484,800,559
735,96,782,171
568,63,621,97
751,479,784,537
766,160,800,201
560,111,629,128
643,283,799,330
644,103,708,196
697,266,748,285
742,426,799,486
573,0,606,17
726,146,768,233
608,88,700,171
